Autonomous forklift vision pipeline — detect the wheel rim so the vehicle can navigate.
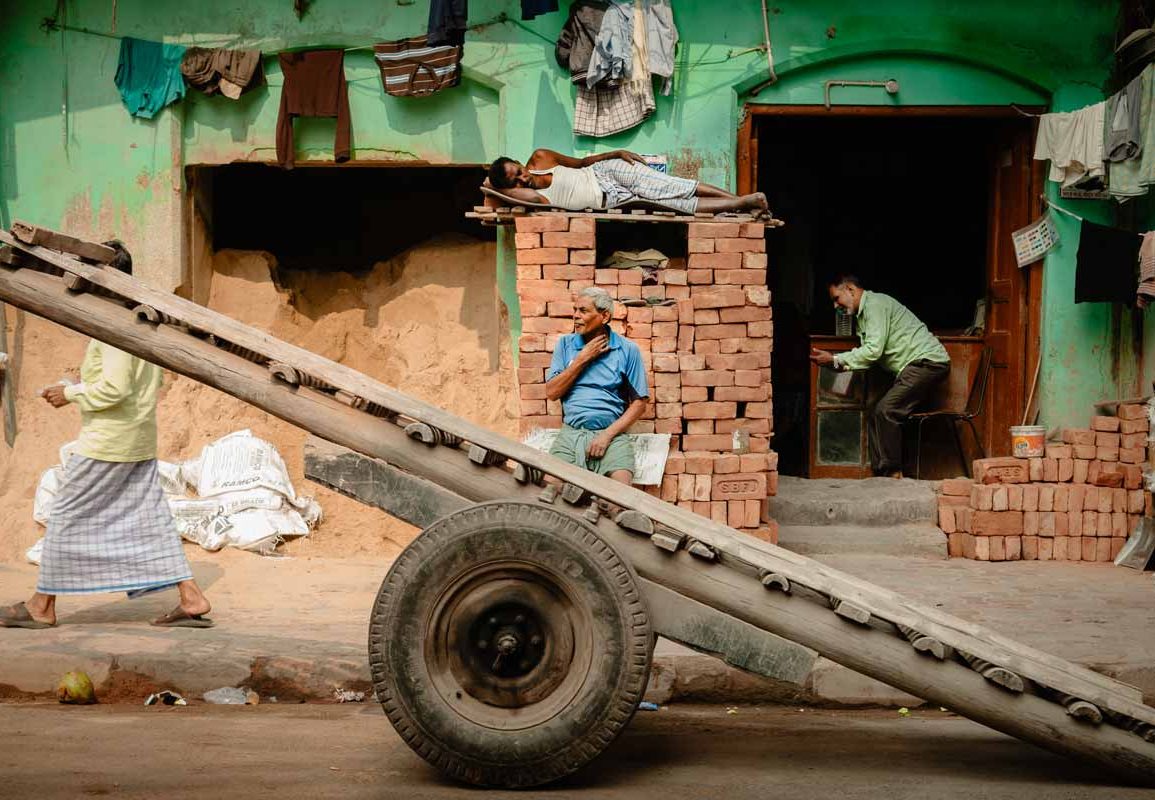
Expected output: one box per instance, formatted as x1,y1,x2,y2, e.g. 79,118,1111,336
425,559,593,731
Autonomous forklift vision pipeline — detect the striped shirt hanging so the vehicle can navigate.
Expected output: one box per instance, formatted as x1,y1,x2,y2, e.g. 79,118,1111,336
373,36,462,97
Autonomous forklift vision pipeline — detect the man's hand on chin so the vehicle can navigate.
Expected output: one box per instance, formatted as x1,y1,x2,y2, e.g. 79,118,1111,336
587,431,614,459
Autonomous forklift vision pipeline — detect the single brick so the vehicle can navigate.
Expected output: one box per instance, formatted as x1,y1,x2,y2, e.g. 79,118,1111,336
1029,458,1043,482
719,306,772,323
1058,457,1075,483
683,401,738,420
543,230,595,248
682,369,735,387
1073,444,1097,460
662,270,689,286
1120,417,1150,434
687,420,714,434
971,510,1023,535
1095,431,1122,448
1123,464,1144,489
1120,446,1146,464
974,457,1029,484
689,252,743,270
975,535,990,560
1119,403,1148,420
743,252,769,270
619,269,644,286
1021,483,1039,511
694,309,720,325
688,238,715,253
989,536,1006,561
1023,510,1040,536
688,222,741,238
1068,509,1082,536
1111,537,1127,560
515,215,569,233
1072,459,1089,483
1038,537,1053,560
696,323,748,341
715,237,766,253
570,249,597,265
1007,484,1024,511
1054,484,1069,512
941,478,974,496
1039,512,1055,536
518,264,543,281
519,247,570,265
688,269,714,284
1053,536,1069,561
1006,535,1022,561
1083,537,1098,561
745,286,771,306
992,486,1008,511
711,472,767,501
1062,428,1096,445
1045,444,1073,459
522,316,575,334
714,269,768,285
677,326,696,351
652,337,677,352
1121,432,1148,449
548,300,574,318
1042,458,1059,482
1091,415,1121,432
939,506,957,533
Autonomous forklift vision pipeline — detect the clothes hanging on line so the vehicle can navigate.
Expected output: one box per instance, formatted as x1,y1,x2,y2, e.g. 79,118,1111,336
373,36,462,97
115,37,187,119
573,78,654,136
276,50,351,169
1138,232,1155,308
522,0,559,20
1032,101,1106,188
428,0,468,47
1074,219,1140,304
1109,64,1155,201
1106,69,1144,162
181,47,264,99
556,1,611,86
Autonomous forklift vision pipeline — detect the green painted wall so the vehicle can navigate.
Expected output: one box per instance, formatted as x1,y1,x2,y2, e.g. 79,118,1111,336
0,0,1135,428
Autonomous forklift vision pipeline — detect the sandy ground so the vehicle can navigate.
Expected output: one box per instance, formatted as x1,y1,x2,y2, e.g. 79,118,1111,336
0,234,517,563
0,704,1147,800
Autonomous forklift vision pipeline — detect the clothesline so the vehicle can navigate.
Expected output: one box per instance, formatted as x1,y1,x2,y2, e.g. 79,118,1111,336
1044,198,1148,237
38,11,546,54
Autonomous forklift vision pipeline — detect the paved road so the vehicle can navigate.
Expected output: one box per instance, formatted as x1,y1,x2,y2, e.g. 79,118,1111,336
1,703,1148,799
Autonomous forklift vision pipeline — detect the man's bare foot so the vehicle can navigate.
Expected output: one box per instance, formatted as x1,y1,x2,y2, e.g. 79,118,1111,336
887,470,904,479
176,581,211,618
12,598,55,626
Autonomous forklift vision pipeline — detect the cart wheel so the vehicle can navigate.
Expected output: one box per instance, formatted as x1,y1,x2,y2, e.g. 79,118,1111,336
368,500,652,788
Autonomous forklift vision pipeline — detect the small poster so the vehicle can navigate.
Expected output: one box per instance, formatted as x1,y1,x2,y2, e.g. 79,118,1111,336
1011,213,1060,268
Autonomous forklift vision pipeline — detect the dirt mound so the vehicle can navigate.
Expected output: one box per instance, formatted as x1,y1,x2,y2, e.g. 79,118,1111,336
0,233,516,563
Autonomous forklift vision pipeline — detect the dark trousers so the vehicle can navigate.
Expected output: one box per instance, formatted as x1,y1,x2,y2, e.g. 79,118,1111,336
868,359,950,473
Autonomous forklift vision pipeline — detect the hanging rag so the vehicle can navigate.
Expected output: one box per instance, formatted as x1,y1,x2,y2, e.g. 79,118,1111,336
1109,64,1155,201
585,0,633,88
1033,102,1106,187
1138,232,1155,308
1075,219,1140,304
115,37,187,119
373,36,462,97
522,0,559,20
573,81,653,137
644,0,678,95
428,0,468,46
180,47,264,99
556,1,610,86
276,50,351,169
1106,70,1144,162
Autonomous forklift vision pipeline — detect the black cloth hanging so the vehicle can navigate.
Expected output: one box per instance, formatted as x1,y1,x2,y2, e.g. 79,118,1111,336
1075,219,1140,304
428,0,468,46
522,0,559,20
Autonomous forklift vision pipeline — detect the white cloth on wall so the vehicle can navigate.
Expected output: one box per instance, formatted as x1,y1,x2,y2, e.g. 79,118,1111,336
1033,102,1106,187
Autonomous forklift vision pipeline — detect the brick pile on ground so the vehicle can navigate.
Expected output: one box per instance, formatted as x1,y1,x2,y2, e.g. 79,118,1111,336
513,213,779,543
936,403,1151,561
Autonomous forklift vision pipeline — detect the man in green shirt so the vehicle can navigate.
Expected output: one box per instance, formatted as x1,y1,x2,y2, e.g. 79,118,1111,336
810,275,950,479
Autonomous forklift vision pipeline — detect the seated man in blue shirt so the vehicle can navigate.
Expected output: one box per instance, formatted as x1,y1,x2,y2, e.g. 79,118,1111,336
545,287,650,484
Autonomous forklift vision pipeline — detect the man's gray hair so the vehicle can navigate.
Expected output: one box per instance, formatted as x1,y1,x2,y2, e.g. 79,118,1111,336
578,286,614,314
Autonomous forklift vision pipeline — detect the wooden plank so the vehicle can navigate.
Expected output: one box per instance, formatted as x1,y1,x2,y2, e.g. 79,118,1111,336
11,221,117,263
0,303,14,445
0,237,1149,723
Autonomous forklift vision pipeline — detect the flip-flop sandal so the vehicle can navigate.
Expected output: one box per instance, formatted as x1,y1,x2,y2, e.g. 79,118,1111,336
0,601,56,629
151,606,215,629
618,296,677,307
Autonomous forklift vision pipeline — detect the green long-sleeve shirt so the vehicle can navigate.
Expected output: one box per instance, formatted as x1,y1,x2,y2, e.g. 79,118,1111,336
63,340,162,462
834,291,949,375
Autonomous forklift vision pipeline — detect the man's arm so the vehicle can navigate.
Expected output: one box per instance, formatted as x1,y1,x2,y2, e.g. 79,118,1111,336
530,148,646,169
545,334,609,401
63,346,134,412
587,396,648,458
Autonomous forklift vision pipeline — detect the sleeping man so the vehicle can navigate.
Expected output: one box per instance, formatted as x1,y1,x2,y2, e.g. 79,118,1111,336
488,148,769,216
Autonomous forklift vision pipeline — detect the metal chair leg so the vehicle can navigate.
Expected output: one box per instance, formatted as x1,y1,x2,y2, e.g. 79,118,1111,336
965,417,986,460
950,418,968,478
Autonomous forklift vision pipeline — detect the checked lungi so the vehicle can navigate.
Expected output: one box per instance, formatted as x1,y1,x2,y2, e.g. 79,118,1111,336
590,158,698,214
37,456,193,595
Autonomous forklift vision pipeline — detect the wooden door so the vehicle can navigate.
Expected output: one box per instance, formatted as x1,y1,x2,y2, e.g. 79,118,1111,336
983,121,1041,456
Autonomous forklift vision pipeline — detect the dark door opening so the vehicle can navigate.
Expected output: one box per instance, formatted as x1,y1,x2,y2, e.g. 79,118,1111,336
741,108,1041,479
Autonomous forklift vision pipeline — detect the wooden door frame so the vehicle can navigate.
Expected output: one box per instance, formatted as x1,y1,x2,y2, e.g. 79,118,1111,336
741,104,1044,462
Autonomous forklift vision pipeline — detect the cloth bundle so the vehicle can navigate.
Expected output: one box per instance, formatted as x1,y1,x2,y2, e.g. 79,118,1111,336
373,36,462,97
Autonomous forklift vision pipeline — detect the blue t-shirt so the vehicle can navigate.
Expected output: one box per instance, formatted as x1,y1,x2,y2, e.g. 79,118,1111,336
547,330,649,431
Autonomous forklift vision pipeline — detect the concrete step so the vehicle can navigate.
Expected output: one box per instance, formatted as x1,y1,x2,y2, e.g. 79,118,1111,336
776,523,947,559
768,476,939,527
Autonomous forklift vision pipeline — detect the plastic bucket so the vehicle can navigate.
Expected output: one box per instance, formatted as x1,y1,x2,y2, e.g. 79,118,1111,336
1010,425,1046,458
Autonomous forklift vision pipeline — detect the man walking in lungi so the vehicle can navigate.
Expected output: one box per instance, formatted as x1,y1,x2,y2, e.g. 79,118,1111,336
1,246,213,630
545,287,649,484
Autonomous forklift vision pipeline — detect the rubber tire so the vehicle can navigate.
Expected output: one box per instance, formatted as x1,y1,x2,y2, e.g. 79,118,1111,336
368,501,652,788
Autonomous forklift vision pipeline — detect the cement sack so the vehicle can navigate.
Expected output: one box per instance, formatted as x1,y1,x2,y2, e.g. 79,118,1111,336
33,467,63,526
25,537,44,565
190,429,296,500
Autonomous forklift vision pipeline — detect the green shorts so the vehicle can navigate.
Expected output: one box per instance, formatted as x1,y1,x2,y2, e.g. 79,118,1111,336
549,425,637,478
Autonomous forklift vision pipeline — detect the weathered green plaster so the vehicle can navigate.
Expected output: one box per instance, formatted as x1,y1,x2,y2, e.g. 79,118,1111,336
0,0,1136,423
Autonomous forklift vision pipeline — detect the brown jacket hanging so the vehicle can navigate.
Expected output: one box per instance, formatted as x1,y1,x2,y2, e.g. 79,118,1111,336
276,49,351,169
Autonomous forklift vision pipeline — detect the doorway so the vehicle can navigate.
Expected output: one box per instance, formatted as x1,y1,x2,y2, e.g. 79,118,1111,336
738,106,1044,478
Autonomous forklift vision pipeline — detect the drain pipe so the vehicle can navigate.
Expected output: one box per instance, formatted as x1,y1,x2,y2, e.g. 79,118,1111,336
749,0,778,95
824,79,900,109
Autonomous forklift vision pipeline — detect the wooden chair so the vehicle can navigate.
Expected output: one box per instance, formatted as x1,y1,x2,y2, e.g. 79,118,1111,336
910,346,993,479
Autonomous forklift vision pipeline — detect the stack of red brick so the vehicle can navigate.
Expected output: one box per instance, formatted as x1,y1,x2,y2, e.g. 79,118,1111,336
937,403,1152,561
513,213,779,542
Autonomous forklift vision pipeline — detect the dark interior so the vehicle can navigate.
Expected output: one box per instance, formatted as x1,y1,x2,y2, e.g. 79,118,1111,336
758,116,997,475
191,164,495,274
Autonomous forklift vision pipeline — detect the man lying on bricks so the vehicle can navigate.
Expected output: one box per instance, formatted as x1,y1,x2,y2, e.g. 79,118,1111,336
545,287,648,484
488,148,771,216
